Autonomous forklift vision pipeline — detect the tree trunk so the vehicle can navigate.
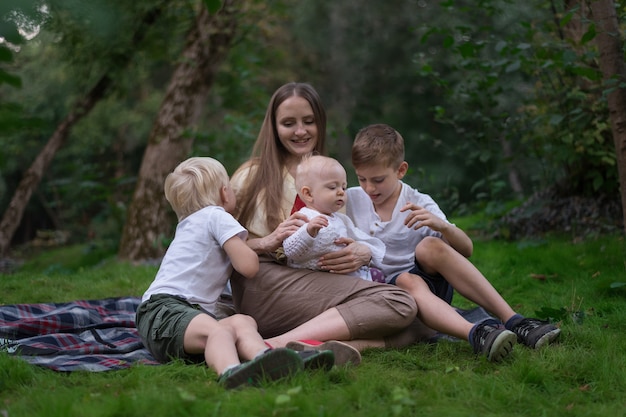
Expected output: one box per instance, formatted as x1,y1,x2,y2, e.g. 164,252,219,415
118,1,240,261
0,78,111,257
590,0,626,234
0,6,164,257
499,134,524,198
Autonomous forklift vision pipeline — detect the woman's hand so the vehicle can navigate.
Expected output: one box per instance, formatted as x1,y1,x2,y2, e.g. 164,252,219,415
318,238,371,274
251,212,309,253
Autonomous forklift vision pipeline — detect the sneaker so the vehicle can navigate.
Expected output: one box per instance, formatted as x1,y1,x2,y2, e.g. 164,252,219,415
217,348,303,389
295,349,335,371
0,338,16,353
510,318,561,349
286,340,361,366
471,323,516,362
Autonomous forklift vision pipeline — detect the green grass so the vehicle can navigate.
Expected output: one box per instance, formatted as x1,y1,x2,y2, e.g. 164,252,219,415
1,232,625,417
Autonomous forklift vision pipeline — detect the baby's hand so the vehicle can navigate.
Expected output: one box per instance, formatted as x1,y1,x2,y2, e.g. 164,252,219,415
307,215,329,237
400,203,448,232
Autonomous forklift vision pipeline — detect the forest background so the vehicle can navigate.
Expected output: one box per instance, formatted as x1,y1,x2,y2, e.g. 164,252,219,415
0,0,625,264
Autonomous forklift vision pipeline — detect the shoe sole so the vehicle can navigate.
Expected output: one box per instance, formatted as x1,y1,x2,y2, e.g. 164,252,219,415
221,348,303,389
286,340,362,366
300,350,336,371
533,328,561,349
488,330,516,362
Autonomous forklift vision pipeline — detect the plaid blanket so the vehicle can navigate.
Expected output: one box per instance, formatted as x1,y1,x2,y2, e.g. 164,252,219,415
0,296,159,372
0,295,496,372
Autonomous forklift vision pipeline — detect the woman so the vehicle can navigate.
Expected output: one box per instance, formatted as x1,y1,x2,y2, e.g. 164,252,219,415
230,82,433,351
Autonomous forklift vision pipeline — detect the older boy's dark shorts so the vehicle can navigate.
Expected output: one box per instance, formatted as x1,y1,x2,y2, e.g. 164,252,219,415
135,294,213,364
388,261,454,304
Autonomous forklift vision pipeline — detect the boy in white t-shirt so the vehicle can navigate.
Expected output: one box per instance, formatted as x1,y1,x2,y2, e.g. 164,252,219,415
346,124,561,361
282,154,385,281
136,157,333,389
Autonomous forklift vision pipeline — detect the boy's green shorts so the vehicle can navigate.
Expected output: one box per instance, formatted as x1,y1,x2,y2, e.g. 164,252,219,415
135,294,208,363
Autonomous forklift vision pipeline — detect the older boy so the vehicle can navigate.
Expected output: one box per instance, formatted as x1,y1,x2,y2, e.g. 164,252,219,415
346,124,560,360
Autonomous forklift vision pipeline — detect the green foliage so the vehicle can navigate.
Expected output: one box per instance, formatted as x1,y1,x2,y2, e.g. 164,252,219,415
2,0,623,252
0,47,21,87
194,0,298,172
417,0,619,204
203,0,222,14
2,0,296,247
0,0,194,244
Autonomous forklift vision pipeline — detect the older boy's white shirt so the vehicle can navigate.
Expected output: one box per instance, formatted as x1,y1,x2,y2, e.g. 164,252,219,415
346,181,449,280
142,206,247,315
282,206,385,281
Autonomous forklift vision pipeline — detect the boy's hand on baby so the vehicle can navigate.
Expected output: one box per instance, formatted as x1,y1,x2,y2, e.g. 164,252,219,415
307,215,328,237
400,203,446,231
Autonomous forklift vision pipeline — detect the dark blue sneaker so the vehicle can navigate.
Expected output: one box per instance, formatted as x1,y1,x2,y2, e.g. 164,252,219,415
510,318,561,349
471,322,516,362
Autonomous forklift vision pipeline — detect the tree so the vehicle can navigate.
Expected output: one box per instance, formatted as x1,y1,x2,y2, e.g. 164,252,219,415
118,0,240,261
0,0,41,256
590,0,626,233
0,4,165,256
414,1,621,223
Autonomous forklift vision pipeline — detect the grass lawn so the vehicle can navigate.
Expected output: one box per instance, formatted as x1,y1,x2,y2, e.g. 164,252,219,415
1,231,625,417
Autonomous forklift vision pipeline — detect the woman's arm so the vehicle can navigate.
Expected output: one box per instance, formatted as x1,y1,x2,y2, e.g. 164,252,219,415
246,212,309,253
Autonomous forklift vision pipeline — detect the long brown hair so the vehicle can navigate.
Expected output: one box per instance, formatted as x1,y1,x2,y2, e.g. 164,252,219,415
234,82,327,232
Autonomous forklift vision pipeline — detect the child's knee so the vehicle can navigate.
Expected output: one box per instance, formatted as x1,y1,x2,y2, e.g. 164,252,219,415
396,272,427,292
395,272,412,288
415,237,450,265
224,313,258,331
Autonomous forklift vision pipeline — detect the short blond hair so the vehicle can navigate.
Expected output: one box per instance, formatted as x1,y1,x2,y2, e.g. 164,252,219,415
295,154,345,194
164,157,229,220
352,124,405,170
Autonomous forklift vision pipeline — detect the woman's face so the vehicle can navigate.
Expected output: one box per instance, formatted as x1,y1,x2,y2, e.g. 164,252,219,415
275,96,319,158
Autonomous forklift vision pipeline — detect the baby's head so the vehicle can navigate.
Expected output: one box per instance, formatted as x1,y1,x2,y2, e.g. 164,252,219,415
164,157,232,220
295,155,347,215
351,123,405,171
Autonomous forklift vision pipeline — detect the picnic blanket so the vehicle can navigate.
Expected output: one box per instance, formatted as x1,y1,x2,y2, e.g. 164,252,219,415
0,296,159,372
0,296,495,372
